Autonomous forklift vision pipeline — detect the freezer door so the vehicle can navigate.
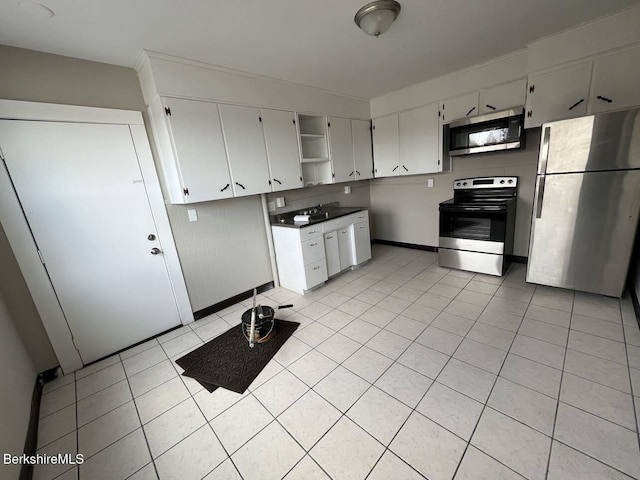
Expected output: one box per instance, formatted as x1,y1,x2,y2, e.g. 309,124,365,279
527,170,640,297
542,108,640,174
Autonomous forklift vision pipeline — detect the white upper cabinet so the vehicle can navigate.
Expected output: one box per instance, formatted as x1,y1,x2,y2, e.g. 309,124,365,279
440,92,480,124
219,104,271,197
372,114,400,178
590,46,640,114
328,116,355,184
525,61,593,128
160,98,233,203
261,109,303,192
399,103,439,175
352,119,373,180
479,79,527,115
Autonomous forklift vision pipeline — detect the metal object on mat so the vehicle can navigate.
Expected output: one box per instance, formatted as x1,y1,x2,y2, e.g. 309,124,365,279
241,292,293,346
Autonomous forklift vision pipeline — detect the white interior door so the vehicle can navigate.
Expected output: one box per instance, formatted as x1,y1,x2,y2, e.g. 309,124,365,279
219,104,272,196
261,109,303,192
0,120,181,364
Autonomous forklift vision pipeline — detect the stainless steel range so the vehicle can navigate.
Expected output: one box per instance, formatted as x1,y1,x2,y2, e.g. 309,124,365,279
438,176,518,276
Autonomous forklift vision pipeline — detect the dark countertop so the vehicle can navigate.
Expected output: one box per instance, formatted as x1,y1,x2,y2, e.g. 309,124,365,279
270,206,366,228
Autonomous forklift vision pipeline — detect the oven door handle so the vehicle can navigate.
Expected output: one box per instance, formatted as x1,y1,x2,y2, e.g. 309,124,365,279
440,206,505,212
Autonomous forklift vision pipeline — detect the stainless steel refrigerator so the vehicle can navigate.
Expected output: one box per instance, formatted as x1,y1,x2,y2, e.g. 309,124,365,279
526,108,640,297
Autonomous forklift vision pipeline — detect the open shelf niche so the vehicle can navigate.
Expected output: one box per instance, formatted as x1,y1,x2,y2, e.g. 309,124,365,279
297,113,332,185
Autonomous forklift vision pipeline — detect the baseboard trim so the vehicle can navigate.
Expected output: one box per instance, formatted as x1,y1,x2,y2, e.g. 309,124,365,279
507,255,528,264
193,281,275,321
20,367,58,480
372,239,438,252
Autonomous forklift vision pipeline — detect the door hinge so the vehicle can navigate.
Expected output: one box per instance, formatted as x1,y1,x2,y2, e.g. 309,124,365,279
300,176,303,182
328,122,331,127
529,85,535,94
527,110,533,118
332,173,335,178
164,107,171,116
438,160,441,165
259,116,262,122
37,249,45,265
268,179,272,185
372,125,375,130
293,119,296,124
183,187,189,196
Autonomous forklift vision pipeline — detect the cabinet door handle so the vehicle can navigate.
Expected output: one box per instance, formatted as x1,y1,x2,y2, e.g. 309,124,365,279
465,106,476,116
349,171,354,177
358,215,364,219
596,95,613,103
485,104,497,110
308,230,316,234
313,265,321,270
392,166,398,172
273,178,282,184
341,230,347,233
326,235,334,239
403,165,409,171
568,99,585,111
310,242,318,246
356,170,361,176
235,182,246,190
220,184,230,192
359,225,365,229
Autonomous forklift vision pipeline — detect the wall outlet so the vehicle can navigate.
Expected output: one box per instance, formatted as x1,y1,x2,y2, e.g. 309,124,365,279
427,178,435,188
275,197,286,208
344,185,351,194
187,209,198,222
267,201,276,212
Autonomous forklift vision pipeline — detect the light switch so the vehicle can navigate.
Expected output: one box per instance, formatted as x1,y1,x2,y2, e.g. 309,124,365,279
427,178,435,188
188,209,198,222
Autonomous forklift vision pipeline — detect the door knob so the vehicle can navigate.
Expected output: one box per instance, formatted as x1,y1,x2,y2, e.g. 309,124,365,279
151,248,162,255
148,234,156,241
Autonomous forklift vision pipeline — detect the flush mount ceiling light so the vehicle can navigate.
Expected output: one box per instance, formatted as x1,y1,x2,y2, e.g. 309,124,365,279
354,0,401,37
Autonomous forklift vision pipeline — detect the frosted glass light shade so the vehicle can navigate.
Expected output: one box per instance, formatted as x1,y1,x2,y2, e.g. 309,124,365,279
354,1,401,37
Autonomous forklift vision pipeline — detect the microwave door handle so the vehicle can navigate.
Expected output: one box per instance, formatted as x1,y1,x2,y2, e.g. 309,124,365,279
538,126,551,175
535,176,546,219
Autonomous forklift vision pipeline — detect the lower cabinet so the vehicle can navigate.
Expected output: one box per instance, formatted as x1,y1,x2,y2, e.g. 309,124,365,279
272,210,371,294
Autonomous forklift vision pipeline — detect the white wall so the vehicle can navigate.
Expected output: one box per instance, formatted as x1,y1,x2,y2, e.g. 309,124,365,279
0,293,37,480
370,129,540,257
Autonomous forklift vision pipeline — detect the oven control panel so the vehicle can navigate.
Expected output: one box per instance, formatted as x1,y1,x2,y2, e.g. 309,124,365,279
453,176,518,189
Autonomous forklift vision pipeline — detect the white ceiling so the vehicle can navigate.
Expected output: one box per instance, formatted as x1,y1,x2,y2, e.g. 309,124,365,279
0,0,638,99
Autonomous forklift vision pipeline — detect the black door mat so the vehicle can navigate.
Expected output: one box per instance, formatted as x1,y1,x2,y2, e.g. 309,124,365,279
176,319,300,394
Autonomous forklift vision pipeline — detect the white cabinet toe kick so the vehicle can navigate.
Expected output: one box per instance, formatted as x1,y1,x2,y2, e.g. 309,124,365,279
271,210,371,294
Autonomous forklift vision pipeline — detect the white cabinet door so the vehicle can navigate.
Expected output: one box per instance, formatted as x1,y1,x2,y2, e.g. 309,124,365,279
590,46,640,114
324,232,341,276
163,98,232,202
328,116,354,184
352,119,373,180
479,79,527,115
261,109,302,192
440,92,480,123
399,103,439,175
338,226,354,270
372,114,399,178
219,104,271,196
525,61,593,128
353,221,372,265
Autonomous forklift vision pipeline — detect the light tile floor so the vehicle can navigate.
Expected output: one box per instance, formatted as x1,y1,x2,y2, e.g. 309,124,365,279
34,245,640,480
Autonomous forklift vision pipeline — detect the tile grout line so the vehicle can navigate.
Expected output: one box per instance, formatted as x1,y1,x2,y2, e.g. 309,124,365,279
448,267,528,479
542,288,575,480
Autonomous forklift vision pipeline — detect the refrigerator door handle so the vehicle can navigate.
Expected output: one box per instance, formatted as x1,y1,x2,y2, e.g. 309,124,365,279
535,176,546,219
538,126,551,175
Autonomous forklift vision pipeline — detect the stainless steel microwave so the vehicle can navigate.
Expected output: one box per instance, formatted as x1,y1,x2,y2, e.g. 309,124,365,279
444,108,525,157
